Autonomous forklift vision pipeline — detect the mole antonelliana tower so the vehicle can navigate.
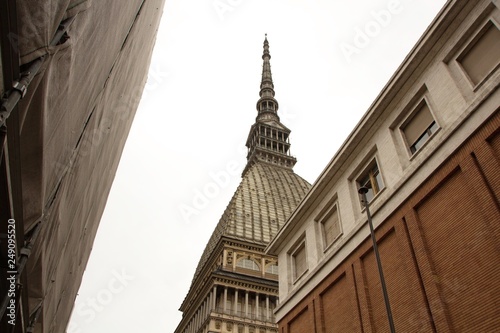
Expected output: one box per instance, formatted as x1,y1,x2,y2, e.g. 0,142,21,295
174,36,311,333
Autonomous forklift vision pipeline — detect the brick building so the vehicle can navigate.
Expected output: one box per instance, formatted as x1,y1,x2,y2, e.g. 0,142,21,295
266,0,500,332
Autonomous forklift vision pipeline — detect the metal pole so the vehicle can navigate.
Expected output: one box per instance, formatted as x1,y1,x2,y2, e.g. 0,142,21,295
0,16,76,126
358,186,396,333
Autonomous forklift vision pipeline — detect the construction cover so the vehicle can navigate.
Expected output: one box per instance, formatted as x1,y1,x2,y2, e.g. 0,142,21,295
2,0,165,331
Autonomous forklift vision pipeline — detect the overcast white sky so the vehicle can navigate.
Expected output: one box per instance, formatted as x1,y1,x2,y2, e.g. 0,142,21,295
68,0,447,332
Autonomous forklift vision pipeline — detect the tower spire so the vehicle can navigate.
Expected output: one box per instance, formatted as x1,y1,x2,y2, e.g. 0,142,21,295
256,34,280,122
243,35,297,176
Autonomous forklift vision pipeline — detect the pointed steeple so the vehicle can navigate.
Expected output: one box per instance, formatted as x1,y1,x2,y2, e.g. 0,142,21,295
256,34,280,122
243,35,297,176
175,36,312,333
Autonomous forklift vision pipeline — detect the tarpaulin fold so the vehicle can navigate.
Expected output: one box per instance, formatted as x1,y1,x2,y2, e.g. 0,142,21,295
12,0,166,331
16,0,91,64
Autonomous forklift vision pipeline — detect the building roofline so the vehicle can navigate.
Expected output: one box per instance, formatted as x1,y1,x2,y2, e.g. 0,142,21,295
266,0,462,254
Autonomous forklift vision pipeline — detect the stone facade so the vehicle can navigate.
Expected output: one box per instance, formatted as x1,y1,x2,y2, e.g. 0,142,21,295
266,0,500,331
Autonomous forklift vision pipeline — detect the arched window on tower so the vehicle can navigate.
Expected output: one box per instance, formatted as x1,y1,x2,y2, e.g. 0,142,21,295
266,263,279,275
236,258,260,271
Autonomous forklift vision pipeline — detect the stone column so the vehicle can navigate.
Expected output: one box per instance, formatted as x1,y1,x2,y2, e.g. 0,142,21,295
245,291,249,318
234,289,238,315
195,309,199,332
201,300,206,328
223,287,228,313
266,295,270,321
256,294,260,321
212,286,217,310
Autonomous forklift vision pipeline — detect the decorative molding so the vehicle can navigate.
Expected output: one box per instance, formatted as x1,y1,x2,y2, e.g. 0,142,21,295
224,239,267,253
213,277,278,294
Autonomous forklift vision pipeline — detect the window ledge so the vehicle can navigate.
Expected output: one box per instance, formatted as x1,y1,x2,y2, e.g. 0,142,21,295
323,233,343,254
360,186,386,213
408,127,442,162
293,269,309,285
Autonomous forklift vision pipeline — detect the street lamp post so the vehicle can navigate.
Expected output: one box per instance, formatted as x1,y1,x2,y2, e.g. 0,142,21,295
358,186,396,333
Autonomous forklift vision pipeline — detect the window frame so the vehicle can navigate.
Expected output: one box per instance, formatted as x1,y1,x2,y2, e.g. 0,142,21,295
236,257,260,271
356,157,385,205
442,4,500,99
315,199,343,252
399,98,440,156
456,19,500,90
290,239,308,283
265,263,279,275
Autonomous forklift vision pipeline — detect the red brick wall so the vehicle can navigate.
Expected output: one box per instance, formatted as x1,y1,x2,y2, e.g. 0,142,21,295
281,110,500,333
287,304,315,333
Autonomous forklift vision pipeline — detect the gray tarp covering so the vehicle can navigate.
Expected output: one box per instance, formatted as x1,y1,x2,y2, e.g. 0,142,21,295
12,0,165,331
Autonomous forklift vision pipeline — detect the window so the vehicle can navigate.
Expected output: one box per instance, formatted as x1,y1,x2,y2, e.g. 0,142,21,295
266,264,279,275
401,100,438,154
292,242,307,280
357,159,384,203
320,204,341,248
458,21,500,86
315,196,343,252
236,258,260,271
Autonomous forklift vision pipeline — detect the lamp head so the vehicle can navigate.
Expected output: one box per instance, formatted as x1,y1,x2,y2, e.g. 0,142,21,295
358,186,369,195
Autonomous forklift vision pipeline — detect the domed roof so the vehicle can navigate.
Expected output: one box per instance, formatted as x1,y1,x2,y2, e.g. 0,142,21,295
178,36,311,315
191,162,311,285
